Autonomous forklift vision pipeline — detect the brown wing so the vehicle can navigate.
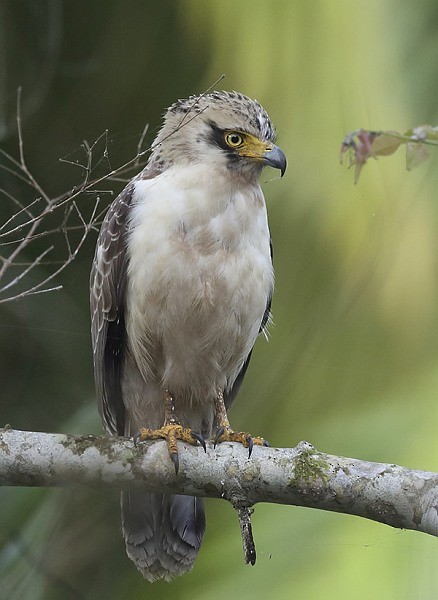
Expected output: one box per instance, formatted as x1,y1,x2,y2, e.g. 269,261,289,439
91,164,161,434
90,182,135,435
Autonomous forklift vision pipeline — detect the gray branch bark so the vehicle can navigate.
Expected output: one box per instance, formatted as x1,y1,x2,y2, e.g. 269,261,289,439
1,427,437,541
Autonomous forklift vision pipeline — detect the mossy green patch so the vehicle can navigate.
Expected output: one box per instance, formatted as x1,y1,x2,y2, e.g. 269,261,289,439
293,448,330,485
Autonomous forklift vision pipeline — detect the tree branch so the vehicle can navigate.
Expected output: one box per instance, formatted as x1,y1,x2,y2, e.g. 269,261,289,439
1,427,437,540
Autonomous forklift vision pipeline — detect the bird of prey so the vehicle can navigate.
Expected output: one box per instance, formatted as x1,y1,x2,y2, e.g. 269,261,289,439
90,90,286,582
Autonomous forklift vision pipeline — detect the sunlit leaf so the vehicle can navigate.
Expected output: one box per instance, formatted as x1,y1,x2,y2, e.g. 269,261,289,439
406,142,431,171
371,132,403,157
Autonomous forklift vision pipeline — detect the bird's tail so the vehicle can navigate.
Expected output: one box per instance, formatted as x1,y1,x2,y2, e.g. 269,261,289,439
121,491,206,582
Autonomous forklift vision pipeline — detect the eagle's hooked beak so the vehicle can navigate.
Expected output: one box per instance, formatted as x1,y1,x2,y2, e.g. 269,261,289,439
263,144,287,177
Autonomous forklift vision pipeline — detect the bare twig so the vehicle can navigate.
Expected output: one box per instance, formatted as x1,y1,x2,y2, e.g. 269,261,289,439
0,94,123,301
0,246,54,293
235,506,257,565
0,189,39,224
0,80,225,303
0,197,99,302
134,123,150,168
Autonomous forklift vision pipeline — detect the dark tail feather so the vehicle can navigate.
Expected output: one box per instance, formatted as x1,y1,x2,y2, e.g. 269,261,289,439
121,491,205,582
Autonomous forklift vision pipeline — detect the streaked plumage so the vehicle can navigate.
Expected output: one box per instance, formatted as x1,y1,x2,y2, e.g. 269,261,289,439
90,90,286,581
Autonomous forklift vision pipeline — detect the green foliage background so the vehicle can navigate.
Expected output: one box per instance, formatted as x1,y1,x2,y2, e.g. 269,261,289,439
1,1,438,598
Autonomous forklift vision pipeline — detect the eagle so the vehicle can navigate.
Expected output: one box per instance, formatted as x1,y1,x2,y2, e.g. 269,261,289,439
90,90,286,582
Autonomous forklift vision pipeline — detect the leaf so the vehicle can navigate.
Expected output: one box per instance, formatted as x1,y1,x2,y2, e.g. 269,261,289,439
406,142,430,171
370,132,403,157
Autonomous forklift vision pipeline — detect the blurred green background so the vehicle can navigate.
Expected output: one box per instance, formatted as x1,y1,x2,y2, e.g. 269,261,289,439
1,1,438,598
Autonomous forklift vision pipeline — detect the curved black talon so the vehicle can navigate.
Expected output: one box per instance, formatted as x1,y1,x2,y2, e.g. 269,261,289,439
190,431,207,452
170,451,179,475
263,439,270,447
213,426,225,448
133,432,140,447
247,436,254,458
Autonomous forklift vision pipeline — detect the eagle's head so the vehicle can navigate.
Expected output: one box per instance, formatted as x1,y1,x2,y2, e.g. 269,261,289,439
148,91,286,180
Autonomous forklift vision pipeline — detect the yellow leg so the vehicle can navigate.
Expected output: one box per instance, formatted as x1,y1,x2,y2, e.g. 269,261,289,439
213,389,269,456
135,390,206,473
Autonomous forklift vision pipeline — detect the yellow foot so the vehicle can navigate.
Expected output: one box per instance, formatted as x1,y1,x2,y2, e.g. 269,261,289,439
214,426,269,457
134,423,206,474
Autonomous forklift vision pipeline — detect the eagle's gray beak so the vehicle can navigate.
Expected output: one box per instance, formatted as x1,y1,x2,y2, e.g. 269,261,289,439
263,144,287,177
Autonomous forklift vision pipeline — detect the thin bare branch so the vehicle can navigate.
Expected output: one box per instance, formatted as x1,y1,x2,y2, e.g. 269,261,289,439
0,159,32,186
0,191,39,227
0,220,95,247
0,213,41,281
134,123,150,167
0,193,98,303
0,246,53,293
0,283,64,301
0,79,227,302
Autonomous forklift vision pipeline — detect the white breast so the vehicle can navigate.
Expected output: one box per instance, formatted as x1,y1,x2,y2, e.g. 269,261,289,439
125,164,273,403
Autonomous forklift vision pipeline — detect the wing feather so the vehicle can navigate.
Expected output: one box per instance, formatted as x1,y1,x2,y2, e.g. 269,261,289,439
90,183,135,434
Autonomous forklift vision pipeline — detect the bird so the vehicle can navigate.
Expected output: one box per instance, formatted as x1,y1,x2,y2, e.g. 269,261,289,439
90,90,286,582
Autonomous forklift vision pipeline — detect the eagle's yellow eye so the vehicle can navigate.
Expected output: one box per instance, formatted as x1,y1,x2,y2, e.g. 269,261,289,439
225,132,244,148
